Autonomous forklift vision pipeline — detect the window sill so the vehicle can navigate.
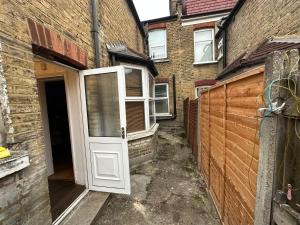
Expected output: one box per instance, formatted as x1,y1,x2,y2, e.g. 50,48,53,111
152,58,169,63
156,113,173,117
127,123,159,141
193,61,218,66
0,152,30,179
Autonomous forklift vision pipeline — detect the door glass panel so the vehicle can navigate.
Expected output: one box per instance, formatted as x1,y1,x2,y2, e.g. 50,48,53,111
85,72,120,137
125,68,143,97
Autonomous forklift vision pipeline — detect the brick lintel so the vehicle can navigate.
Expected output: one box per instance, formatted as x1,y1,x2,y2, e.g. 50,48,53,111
27,18,87,67
148,23,167,31
155,77,169,83
193,21,215,30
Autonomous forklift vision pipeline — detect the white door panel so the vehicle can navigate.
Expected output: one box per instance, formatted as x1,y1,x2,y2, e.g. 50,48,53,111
80,66,130,194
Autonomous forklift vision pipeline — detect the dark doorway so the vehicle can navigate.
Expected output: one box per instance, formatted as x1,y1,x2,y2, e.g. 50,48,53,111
46,80,73,181
43,79,85,221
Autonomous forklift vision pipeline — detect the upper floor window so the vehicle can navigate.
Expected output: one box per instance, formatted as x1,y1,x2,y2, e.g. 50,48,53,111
194,29,214,63
148,30,167,60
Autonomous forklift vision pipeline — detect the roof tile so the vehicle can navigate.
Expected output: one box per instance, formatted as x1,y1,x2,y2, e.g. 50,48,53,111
185,0,238,15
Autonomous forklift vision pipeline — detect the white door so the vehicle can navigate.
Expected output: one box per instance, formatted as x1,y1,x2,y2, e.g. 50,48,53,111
79,66,130,194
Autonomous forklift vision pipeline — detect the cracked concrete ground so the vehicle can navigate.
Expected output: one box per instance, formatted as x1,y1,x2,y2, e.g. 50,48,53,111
94,129,221,225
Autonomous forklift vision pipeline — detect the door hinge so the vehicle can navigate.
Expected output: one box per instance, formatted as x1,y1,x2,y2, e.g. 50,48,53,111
121,127,125,139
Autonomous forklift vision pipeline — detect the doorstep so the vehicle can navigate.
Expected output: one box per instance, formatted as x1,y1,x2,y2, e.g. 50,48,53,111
60,191,110,225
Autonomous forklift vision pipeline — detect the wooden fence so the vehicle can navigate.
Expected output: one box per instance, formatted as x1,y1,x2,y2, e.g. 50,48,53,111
183,97,190,134
184,97,199,160
189,66,265,225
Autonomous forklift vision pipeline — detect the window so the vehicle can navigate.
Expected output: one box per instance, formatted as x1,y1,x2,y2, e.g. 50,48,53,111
155,83,169,115
124,66,156,134
148,30,167,60
194,29,214,63
217,38,223,60
195,86,210,99
149,74,155,126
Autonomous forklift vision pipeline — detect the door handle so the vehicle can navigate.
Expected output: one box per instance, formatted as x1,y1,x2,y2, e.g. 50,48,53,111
121,127,125,139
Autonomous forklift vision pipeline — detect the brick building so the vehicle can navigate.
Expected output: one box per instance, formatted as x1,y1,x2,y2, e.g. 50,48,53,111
0,0,159,224
216,0,300,76
143,0,237,127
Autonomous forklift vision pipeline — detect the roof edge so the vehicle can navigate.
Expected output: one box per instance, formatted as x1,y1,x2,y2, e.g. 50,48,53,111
181,8,233,19
108,50,158,76
142,15,178,24
216,0,246,37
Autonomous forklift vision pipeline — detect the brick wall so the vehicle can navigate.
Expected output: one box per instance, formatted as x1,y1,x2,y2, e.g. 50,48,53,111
128,131,158,167
99,0,145,66
226,0,300,65
146,18,218,126
0,1,145,224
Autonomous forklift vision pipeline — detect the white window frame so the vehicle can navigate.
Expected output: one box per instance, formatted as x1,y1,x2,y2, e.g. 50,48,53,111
195,85,211,99
148,29,167,60
217,38,223,60
154,83,170,116
122,64,156,136
193,28,216,64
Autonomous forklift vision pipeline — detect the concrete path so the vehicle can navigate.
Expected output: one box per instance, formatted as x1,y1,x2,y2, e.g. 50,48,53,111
94,129,221,225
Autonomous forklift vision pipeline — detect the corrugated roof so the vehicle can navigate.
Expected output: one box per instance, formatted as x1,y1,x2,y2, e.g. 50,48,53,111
217,38,300,80
184,0,238,16
107,42,158,76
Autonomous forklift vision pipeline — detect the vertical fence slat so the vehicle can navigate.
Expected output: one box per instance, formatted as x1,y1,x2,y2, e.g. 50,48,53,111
208,90,211,187
222,84,227,219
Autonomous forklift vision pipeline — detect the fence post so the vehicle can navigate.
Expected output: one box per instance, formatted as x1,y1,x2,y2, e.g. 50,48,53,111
208,90,211,188
197,96,201,170
254,51,287,225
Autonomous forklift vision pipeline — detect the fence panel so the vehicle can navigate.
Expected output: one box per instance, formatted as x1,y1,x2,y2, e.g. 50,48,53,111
197,67,264,225
188,99,198,158
209,86,226,216
200,91,210,184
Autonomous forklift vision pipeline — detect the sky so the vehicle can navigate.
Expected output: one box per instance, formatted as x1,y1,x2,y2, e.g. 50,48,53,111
133,0,170,21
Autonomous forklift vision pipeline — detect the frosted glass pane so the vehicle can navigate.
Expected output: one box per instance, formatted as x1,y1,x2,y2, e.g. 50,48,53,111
149,74,154,98
85,72,120,137
195,41,213,62
195,30,213,42
149,100,155,126
149,30,166,46
125,68,143,96
150,46,166,59
155,99,168,114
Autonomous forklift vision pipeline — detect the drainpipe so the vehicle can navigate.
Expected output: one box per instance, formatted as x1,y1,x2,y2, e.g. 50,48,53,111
223,28,227,68
172,74,177,119
91,0,100,67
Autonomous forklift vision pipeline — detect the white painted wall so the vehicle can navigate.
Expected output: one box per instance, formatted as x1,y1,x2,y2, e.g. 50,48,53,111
38,81,54,176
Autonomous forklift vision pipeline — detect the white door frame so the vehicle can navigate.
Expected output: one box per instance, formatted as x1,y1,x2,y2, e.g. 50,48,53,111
35,57,88,187
79,66,131,194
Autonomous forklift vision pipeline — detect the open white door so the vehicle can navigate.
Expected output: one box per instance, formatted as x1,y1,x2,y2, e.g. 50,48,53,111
79,66,130,194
